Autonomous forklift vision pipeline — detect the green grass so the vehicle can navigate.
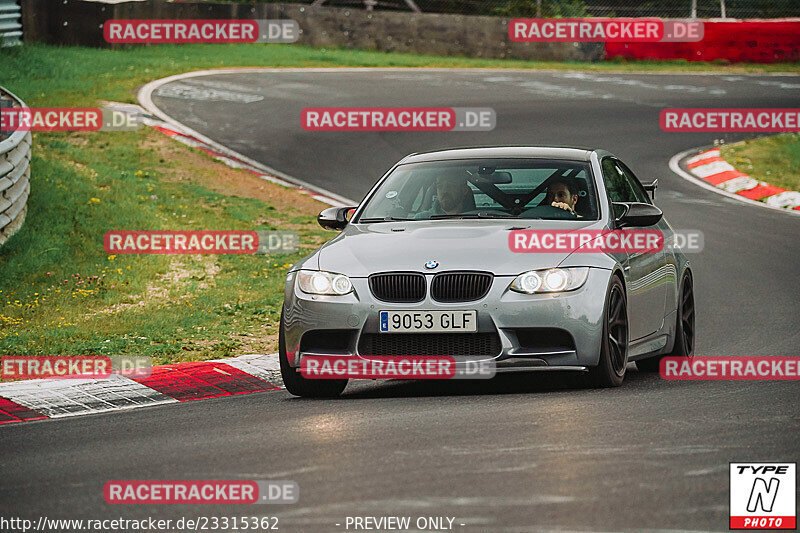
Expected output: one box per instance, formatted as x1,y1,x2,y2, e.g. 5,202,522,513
0,127,329,363
1,42,798,362
721,133,800,193
2,43,800,108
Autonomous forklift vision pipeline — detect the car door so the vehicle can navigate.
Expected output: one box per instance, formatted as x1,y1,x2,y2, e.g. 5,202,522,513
601,158,667,341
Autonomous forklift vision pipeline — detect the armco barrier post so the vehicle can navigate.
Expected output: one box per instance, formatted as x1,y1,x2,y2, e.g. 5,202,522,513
0,86,31,246
0,0,23,48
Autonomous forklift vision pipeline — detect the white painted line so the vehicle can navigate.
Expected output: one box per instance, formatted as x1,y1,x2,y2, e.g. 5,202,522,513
211,353,284,389
765,191,800,209
717,176,761,193
669,148,800,217
0,354,284,423
137,70,357,206
686,149,719,164
0,353,289,423
690,160,736,179
0,374,177,419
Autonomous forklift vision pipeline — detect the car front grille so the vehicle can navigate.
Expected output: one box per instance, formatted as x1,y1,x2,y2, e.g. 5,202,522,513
358,332,502,356
368,272,426,303
368,271,493,303
431,272,493,302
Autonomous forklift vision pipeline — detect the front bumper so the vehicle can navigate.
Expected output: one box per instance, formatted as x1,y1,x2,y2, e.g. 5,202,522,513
282,268,611,372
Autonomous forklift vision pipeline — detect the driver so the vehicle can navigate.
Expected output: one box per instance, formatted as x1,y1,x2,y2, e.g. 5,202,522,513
545,178,580,216
415,169,474,218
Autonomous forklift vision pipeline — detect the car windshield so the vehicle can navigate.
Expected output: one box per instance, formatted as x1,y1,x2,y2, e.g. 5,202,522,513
355,158,599,222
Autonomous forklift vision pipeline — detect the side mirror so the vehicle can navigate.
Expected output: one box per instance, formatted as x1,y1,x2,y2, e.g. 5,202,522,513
317,206,356,231
643,179,658,200
613,202,662,228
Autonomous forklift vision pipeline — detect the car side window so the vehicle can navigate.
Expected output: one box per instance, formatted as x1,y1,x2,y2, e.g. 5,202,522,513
601,158,637,203
615,160,651,204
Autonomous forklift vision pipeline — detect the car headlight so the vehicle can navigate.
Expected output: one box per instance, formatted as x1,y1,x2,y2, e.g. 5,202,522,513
297,270,353,296
510,267,589,294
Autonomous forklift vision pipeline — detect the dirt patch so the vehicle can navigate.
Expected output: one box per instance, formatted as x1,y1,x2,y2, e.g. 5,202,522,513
61,134,89,147
251,218,313,231
87,257,220,317
141,131,328,216
179,328,278,355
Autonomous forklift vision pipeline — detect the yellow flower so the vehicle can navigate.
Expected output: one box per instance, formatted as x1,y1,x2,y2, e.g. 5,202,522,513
88,197,101,204
108,255,116,261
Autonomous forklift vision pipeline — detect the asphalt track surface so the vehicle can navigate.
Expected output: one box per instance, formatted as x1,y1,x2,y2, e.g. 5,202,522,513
3,70,799,532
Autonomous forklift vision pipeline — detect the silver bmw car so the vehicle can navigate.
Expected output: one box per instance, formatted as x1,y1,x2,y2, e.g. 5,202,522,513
280,147,695,396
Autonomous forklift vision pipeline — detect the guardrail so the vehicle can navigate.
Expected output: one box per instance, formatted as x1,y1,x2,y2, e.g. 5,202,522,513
0,86,31,246
0,0,22,47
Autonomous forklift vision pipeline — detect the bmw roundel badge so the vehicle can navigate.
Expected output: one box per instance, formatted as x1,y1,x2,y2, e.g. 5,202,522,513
424,260,439,270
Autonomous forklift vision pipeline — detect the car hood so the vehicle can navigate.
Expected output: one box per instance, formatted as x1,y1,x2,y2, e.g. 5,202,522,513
317,219,606,277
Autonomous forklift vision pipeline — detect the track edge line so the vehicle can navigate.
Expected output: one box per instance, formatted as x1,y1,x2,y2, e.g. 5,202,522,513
668,147,800,218
137,69,358,206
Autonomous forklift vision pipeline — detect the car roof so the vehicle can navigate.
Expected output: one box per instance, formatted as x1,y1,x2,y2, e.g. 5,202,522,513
399,146,600,164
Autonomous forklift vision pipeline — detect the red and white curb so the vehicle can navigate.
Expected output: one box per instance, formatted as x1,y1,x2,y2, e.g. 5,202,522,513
136,70,359,207
149,122,349,207
0,354,282,425
671,147,800,215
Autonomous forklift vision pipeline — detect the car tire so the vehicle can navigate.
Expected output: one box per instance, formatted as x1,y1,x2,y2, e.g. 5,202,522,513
636,271,695,372
279,308,348,398
586,275,628,388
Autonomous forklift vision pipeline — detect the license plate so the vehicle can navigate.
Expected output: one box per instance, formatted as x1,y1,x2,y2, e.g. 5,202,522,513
379,310,477,333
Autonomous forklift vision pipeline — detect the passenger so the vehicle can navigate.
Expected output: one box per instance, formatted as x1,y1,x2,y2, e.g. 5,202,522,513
545,178,580,216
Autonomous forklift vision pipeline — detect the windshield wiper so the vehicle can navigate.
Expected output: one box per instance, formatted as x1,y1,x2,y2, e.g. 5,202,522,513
428,213,515,220
357,217,414,223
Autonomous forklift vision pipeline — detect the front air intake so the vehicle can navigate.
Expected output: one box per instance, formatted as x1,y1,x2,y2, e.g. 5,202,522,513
358,332,502,356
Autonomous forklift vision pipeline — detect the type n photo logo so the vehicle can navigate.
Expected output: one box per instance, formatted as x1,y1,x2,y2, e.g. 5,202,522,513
730,463,796,530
